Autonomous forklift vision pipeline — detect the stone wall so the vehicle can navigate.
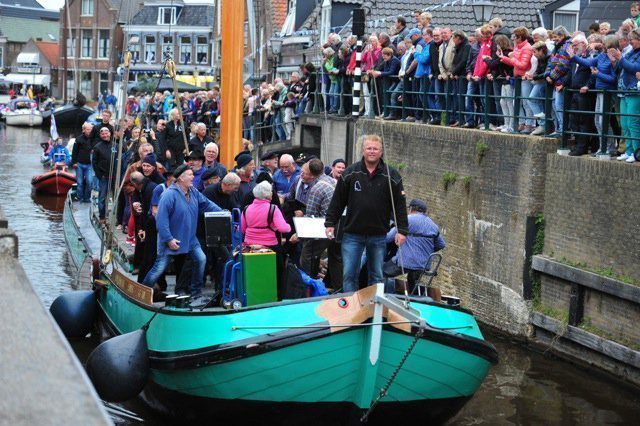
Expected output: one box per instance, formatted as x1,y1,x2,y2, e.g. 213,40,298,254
543,156,640,281
357,120,558,334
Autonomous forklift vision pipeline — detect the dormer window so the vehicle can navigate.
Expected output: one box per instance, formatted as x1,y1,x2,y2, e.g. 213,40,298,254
158,7,177,25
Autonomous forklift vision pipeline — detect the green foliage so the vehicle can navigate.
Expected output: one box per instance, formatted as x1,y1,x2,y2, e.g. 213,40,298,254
533,213,545,255
387,160,407,171
462,176,472,192
476,141,488,163
442,171,457,191
556,257,639,287
535,303,569,325
579,317,640,351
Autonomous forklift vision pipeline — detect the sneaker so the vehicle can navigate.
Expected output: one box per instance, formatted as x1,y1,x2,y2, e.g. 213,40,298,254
520,126,534,135
547,132,561,138
500,127,513,133
404,116,416,122
488,124,499,131
531,126,545,135
534,112,545,119
625,155,636,163
428,119,440,125
189,295,211,308
617,153,629,161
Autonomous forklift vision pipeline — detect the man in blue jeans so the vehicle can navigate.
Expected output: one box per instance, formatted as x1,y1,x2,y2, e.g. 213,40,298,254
324,135,408,292
142,164,222,306
91,127,116,224
71,122,95,202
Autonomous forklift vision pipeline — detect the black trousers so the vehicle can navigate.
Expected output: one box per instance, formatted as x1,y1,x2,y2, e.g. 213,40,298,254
570,92,597,153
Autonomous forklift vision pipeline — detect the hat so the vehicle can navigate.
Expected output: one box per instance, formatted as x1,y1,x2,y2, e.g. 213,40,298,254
173,164,191,179
128,95,134,99
236,153,253,169
409,199,427,213
186,150,204,161
255,171,273,184
332,158,346,167
142,153,157,167
234,150,251,162
201,166,225,182
408,28,422,38
260,151,278,161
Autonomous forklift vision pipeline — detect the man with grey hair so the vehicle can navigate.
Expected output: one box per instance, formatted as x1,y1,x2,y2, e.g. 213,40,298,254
71,121,95,202
203,172,241,211
189,122,213,153
273,153,301,194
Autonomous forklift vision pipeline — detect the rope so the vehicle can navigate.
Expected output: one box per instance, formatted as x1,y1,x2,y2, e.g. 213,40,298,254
360,327,425,423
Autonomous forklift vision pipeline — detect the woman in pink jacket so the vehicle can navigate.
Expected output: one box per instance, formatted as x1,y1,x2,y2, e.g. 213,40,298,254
498,27,534,132
242,181,291,297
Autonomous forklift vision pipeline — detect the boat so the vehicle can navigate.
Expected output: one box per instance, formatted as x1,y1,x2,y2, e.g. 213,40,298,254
55,191,498,425
3,97,43,126
31,161,76,195
41,104,94,128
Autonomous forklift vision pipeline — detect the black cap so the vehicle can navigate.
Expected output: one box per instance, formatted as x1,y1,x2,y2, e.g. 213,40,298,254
236,153,253,169
201,166,225,182
332,158,346,167
186,150,204,161
255,171,274,184
408,199,427,213
260,151,278,161
173,164,191,179
234,150,251,162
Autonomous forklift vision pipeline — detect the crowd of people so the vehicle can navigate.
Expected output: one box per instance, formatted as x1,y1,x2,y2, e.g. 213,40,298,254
311,4,640,161
70,99,445,307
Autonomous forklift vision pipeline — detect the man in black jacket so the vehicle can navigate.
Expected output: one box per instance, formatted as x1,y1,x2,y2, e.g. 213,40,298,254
428,28,443,124
71,122,94,202
89,110,114,146
149,119,168,166
92,127,116,223
451,30,471,126
325,135,408,292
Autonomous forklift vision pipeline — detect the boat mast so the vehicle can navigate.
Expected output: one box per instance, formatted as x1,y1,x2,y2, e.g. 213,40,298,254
219,0,245,168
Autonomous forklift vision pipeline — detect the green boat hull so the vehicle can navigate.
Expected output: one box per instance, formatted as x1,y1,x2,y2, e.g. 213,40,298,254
96,277,497,424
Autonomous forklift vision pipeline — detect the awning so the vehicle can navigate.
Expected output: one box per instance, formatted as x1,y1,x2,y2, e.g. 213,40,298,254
3,73,51,87
16,52,40,64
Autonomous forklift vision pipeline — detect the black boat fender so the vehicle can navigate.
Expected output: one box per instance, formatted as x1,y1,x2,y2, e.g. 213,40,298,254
86,328,150,402
49,290,97,339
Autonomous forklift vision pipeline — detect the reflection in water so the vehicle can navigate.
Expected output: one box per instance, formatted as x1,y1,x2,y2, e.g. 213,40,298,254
1,124,638,425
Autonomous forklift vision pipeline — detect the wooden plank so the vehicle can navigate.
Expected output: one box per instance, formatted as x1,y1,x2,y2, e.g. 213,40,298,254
532,255,640,303
532,312,640,369
110,268,153,305
568,283,584,327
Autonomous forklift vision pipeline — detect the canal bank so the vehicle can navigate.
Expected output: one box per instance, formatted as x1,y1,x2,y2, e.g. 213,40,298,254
1,124,639,424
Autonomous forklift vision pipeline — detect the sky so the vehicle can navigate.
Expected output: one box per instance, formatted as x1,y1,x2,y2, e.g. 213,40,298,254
36,0,208,10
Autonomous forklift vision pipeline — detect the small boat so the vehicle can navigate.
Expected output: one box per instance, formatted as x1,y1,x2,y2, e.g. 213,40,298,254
3,97,43,126
31,162,76,195
41,104,94,128
55,193,498,425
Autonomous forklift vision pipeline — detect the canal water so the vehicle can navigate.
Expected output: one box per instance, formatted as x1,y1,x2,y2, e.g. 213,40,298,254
1,124,638,425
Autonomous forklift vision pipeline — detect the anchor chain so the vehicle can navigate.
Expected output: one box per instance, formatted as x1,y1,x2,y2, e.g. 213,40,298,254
360,327,425,423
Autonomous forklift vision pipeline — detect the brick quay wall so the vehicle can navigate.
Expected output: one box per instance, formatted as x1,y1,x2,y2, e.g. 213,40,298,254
359,120,557,335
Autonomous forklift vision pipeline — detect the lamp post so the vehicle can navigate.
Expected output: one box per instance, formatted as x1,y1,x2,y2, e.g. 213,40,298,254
270,36,283,82
471,0,495,24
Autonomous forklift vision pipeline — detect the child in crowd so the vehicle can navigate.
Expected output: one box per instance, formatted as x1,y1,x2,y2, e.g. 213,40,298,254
283,92,297,140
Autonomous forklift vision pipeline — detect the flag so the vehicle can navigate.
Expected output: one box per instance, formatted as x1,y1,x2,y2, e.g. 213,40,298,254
50,111,59,140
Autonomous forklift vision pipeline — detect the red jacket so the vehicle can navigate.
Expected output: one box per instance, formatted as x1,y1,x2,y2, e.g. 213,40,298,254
473,37,492,77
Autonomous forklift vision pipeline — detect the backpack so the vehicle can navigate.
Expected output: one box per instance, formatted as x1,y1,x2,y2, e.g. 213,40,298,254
283,257,310,299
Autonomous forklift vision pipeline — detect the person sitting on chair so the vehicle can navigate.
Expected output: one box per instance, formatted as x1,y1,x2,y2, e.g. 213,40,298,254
383,199,445,294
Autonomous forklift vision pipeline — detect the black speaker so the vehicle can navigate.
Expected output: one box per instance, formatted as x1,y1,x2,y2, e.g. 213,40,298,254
352,8,365,36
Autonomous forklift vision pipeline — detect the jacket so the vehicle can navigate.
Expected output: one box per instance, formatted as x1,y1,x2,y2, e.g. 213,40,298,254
466,42,480,76
71,133,93,165
452,39,471,76
570,52,596,90
473,37,492,77
325,158,408,236
438,39,455,76
617,47,640,91
545,37,572,85
429,41,442,77
273,166,301,194
500,40,533,77
241,198,291,246
155,184,221,256
92,139,116,180
380,56,401,81
49,145,71,165
324,56,339,83
413,40,431,78
572,52,617,90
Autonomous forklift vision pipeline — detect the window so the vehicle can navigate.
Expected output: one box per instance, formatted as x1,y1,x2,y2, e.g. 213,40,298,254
81,29,93,58
180,36,191,64
81,0,94,16
144,35,156,63
158,7,177,25
66,71,75,100
129,38,140,62
196,36,208,64
66,30,76,57
554,12,578,33
98,30,110,59
80,71,92,98
162,35,173,58
99,72,109,96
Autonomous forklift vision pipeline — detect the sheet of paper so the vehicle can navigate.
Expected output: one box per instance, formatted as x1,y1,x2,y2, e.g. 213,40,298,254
293,217,328,239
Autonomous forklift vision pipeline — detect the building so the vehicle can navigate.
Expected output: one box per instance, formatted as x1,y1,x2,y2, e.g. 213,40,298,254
58,0,144,101
5,39,59,97
0,0,59,74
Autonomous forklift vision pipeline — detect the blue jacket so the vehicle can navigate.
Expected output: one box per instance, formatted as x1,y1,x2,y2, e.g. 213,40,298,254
616,48,640,92
380,56,401,80
572,52,617,90
155,184,221,256
386,213,445,270
273,166,301,194
192,166,207,192
413,40,431,78
49,144,71,165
